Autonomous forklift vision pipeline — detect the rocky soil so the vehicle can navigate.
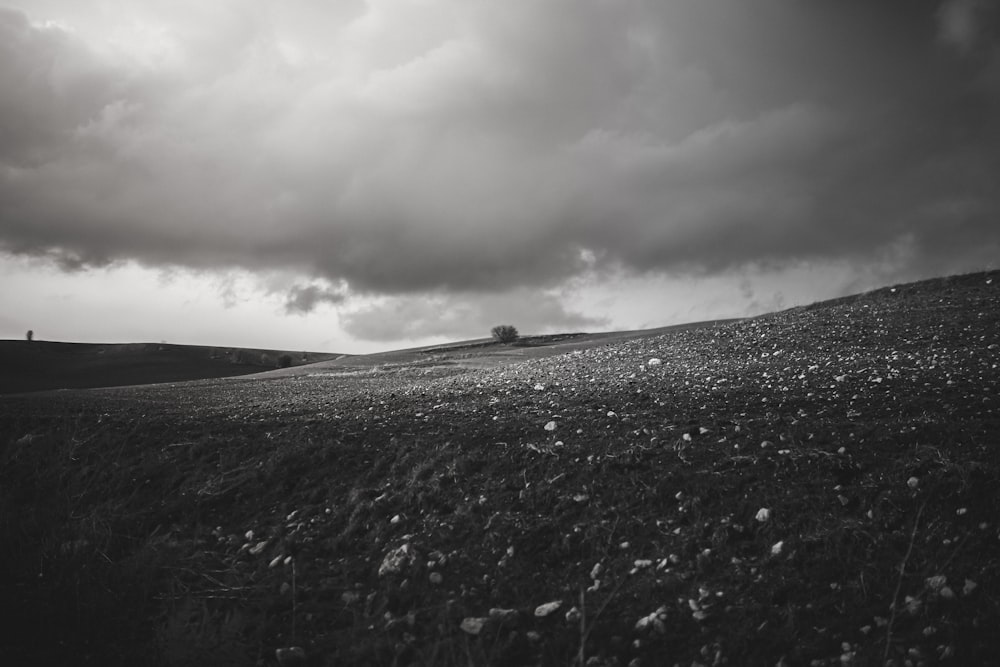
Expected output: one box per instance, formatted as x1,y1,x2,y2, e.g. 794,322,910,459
1,270,999,666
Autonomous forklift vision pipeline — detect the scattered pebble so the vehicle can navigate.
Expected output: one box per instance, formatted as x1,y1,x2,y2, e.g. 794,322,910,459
489,608,518,622
460,617,487,635
534,600,562,617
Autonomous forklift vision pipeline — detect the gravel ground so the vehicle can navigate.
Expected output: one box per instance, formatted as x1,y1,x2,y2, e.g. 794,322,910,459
1,270,999,666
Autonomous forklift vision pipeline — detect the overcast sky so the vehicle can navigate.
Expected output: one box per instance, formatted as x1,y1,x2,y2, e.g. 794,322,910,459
2,0,998,353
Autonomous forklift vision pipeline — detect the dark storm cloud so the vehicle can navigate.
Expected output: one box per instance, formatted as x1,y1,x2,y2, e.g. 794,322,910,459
1,1,999,300
284,284,346,314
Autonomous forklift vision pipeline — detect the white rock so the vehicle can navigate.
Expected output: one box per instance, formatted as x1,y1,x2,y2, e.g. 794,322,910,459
534,601,562,617
771,541,784,556
534,383,545,391
907,476,920,489
460,617,488,635
634,612,665,634
378,543,418,577
544,421,558,431
755,508,771,522
489,608,518,622
647,358,663,366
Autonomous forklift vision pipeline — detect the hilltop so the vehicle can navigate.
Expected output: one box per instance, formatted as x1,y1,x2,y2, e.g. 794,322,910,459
0,270,998,666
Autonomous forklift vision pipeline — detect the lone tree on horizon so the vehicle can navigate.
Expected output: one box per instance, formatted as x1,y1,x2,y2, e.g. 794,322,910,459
26,330,33,342
491,324,519,344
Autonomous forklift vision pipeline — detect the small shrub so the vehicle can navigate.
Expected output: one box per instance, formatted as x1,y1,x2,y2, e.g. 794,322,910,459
277,354,293,368
491,325,519,344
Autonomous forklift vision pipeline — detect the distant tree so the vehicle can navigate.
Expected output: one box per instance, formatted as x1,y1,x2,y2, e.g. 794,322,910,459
26,330,33,342
277,354,293,368
491,324,519,344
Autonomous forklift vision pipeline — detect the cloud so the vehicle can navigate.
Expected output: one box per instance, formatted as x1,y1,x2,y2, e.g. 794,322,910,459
284,283,346,314
937,0,994,54
341,288,607,343
0,0,998,328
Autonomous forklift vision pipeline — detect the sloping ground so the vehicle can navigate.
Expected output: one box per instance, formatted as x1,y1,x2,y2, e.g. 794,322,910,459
294,319,743,373
0,271,998,666
0,341,341,394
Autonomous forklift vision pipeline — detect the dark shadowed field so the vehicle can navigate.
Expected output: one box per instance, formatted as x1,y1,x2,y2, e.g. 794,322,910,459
0,341,343,394
1,271,998,666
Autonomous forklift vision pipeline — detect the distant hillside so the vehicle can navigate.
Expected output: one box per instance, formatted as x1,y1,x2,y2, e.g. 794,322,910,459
0,341,342,394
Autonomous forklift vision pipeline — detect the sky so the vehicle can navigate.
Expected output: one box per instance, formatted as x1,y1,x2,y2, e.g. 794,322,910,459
1,0,998,353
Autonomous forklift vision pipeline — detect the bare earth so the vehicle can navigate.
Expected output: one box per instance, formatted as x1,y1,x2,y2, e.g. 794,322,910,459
1,272,998,666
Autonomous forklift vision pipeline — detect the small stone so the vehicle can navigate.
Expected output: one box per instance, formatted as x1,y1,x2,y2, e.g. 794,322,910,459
635,612,666,634
534,383,546,391
534,600,562,617
378,543,418,577
566,606,582,623
460,617,487,635
429,572,443,585
755,508,771,522
269,554,284,568
907,476,920,489
771,541,784,556
647,358,663,366
963,579,978,595
591,562,603,579
544,421,558,431
489,608,519,623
